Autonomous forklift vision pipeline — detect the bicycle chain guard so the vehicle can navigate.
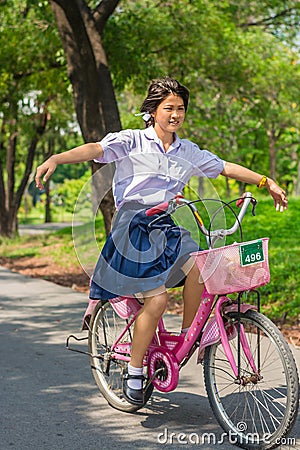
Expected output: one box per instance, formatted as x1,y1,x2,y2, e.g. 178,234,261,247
147,346,179,392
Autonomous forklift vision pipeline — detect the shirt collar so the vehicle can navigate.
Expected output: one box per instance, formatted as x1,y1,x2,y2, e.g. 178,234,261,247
143,126,181,151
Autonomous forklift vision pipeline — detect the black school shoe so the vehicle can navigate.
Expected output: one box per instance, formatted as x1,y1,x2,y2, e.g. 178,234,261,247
123,372,145,406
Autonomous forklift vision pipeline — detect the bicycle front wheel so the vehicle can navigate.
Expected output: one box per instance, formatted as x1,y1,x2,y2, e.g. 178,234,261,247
88,301,153,412
203,310,299,450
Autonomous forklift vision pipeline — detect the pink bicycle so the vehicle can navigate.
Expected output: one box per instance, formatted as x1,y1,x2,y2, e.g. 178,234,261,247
68,192,299,449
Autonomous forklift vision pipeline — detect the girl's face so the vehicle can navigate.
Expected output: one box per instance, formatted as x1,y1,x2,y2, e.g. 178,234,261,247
152,94,185,135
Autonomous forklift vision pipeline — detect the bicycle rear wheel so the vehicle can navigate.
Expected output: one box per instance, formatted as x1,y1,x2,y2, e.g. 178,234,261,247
88,301,153,412
203,310,299,450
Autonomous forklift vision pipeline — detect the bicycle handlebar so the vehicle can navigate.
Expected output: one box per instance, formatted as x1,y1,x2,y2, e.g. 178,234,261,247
145,192,256,248
145,193,184,217
145,201,170,217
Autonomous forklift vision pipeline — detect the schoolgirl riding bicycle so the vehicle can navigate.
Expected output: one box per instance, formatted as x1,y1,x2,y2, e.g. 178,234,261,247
35,76,287,406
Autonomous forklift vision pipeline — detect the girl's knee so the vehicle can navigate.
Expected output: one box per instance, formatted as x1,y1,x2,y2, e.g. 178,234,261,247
143,292,168,318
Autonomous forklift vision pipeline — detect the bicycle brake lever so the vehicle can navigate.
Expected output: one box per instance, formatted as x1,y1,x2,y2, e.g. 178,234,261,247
148,212,170,227
251,198,257,216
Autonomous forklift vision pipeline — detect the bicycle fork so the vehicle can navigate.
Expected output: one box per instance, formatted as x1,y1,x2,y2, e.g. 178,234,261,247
215,295,261,384
197,294,261,384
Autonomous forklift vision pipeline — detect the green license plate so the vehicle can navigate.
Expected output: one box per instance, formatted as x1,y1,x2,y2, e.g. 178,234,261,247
239,240,265,267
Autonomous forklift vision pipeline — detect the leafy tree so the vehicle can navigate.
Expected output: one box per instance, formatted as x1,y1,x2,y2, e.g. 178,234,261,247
0,2,57,236
104,0,300,190
247,39,300,183
1,0,300,238
48,0,122,235
0,0,83,237
185,29,300,193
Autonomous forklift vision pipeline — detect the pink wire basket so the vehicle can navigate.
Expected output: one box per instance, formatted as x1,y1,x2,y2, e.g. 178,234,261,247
191,238,270,295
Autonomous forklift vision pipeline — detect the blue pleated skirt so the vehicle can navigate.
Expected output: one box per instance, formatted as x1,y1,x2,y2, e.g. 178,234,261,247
90,203,200,300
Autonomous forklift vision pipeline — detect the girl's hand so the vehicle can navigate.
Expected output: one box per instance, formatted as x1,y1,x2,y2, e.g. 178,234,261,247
267,179,288,212
35,157,57,190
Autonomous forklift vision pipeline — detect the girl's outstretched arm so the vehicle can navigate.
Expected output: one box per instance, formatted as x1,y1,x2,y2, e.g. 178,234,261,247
221,162,288,212
35,143,103,190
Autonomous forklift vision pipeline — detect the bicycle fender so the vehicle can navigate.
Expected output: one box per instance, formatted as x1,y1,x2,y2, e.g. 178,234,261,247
197,303,257,363
82,299,100,330
223,303,257,315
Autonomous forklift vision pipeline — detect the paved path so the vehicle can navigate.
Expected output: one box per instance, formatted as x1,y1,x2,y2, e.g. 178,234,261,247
19,222,82,236
0,266,299,450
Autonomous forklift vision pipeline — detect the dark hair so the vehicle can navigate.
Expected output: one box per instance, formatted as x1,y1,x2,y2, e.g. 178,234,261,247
140,77,189,127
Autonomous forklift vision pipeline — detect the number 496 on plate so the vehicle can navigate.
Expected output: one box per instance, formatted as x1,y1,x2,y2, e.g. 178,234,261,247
239,240,265,267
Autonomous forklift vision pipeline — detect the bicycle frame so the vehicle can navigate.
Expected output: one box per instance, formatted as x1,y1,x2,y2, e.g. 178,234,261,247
73,192,264,390
108,288,260,391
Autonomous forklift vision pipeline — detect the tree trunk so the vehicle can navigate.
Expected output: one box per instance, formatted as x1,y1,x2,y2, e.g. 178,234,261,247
49,0,121,234
0,140,10,236
267,128,277,180
295,159,300,196
91,161,116,235
198,176,204,198
0,106,49,238
45,181,52,223
6,121,17,212
296,161,300,196
43,136,55,223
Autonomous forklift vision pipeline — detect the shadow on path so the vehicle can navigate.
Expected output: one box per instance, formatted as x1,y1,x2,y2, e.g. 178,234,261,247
0,267,299,450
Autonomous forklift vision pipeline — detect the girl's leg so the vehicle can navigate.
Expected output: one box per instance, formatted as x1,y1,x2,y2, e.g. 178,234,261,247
182,259,204,329
130,289,168,368
123,288,168,405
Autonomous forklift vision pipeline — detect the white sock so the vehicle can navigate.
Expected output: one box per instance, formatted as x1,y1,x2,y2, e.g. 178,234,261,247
128,363,143,390
181,327,190,334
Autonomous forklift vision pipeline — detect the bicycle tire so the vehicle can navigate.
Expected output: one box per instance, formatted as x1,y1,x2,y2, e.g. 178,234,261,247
88,301,154,412
203,309,299,450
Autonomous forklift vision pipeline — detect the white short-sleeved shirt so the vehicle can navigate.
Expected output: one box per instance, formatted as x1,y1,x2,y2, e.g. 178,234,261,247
94,126,226,208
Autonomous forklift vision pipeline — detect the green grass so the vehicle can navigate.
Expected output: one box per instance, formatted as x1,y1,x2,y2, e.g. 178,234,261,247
0,215,106,268
170,196,299,323
0,197,299,324
241,197,300,322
